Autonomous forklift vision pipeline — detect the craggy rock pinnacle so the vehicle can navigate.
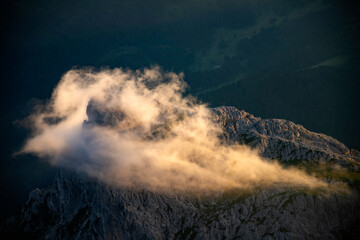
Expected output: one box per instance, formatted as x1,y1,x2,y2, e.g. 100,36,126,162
2,107,360,239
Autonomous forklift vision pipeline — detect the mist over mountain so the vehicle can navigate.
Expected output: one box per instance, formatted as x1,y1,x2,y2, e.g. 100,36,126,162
0,0,359,230
2,106,359,239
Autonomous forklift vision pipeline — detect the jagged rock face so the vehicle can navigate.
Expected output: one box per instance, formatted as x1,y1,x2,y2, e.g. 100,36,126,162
2,107,360,239
212,106,358,167
5,171,359,240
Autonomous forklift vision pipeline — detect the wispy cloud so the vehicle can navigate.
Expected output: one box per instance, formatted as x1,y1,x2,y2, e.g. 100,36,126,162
20,66,326,192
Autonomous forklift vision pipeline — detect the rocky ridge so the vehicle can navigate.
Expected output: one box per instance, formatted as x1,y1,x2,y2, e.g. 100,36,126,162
2,106,360,239
212,106,358,166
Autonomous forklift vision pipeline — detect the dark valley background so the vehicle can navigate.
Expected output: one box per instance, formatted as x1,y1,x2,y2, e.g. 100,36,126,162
0,0,359,223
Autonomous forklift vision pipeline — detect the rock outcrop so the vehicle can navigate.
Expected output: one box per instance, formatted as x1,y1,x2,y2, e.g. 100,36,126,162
212,106,357,166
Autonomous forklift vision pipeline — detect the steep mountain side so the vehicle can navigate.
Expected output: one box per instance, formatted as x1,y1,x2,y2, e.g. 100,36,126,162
2,107,360,239
4,170,359,240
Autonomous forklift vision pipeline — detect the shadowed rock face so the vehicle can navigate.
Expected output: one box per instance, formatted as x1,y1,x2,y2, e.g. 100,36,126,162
2,107,360,239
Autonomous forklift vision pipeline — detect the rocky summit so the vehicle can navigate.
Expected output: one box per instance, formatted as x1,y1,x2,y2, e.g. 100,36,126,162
2,106,360,239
